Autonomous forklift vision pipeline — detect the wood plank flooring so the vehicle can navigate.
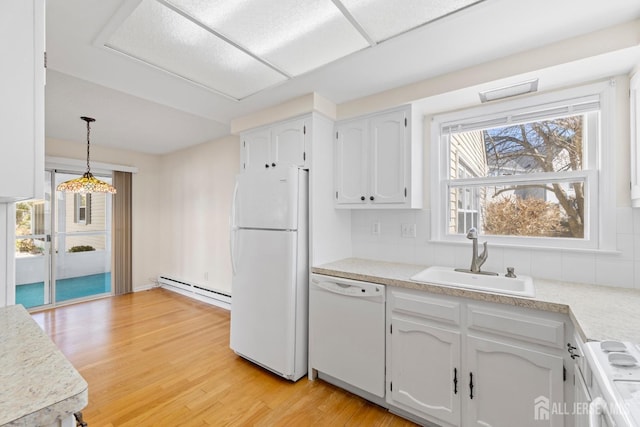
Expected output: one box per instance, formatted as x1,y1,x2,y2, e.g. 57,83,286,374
31,288,418,426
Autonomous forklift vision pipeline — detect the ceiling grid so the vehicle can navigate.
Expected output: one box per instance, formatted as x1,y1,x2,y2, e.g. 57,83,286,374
103,0,483,100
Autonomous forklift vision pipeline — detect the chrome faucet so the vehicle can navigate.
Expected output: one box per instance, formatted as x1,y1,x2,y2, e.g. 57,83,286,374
455,227,498,276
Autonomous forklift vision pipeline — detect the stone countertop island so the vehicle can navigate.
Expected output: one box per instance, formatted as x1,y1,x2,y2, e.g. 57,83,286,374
0,305,88,427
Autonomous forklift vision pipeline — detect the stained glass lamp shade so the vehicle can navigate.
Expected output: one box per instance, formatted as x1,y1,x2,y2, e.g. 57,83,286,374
56,117,117,194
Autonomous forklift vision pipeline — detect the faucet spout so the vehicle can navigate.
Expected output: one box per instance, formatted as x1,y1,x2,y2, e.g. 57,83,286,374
456,227,496,275
477,241,488,269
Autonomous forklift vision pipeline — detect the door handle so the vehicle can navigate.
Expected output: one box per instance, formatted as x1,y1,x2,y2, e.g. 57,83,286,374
453,368,458,394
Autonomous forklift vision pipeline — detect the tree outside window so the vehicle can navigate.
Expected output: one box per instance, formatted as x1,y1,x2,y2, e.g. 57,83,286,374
448,113,591,240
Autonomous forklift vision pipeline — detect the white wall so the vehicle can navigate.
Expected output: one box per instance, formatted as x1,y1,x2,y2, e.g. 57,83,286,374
347,75,640,289
159,135,240,295
46,138,162,291
309,114,352,266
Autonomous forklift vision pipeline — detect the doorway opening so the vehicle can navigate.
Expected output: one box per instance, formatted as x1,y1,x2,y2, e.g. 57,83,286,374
15,170,113,309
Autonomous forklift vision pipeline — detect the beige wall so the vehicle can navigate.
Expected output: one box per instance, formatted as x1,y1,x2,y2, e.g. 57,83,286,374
159,135,240,294
47,135,240,294
46,138,162,290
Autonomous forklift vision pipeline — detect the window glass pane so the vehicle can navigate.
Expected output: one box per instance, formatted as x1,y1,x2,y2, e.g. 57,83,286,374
449,181,585,239
449,114,586,179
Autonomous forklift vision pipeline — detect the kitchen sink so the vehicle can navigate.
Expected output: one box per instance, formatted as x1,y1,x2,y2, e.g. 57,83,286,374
410,266,535,298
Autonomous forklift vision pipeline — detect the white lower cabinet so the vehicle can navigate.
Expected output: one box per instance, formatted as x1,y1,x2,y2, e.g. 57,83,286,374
465,335,565,427
389,316,461,426
386,287,568,427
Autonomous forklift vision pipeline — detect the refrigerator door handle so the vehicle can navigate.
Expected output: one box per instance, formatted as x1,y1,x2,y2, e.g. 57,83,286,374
230,180,240,275
230,179,239,229
230,227,238,275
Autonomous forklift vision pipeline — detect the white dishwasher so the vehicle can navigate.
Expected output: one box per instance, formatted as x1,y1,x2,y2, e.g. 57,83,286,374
309,274,386,399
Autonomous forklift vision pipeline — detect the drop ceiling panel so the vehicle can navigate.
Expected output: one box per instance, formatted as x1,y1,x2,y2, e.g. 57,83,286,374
168,0,370,76
105,0,287,99
339,0,483,42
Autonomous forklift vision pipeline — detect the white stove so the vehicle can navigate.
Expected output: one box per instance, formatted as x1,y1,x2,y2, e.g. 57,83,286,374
584,340,640,426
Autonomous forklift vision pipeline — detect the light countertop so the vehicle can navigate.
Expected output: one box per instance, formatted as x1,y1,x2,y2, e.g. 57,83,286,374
0,304,88,427
312,258,640,344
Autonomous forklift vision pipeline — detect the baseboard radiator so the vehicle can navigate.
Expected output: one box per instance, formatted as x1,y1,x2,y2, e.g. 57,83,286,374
158,276,231,310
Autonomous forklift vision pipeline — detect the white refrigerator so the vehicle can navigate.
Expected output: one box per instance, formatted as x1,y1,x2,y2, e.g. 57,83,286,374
229,166,308,381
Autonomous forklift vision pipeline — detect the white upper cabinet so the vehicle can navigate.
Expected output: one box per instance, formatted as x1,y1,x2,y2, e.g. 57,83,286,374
241,117,308,172
334,105,422,208
0,0,45,202
370,110,407,204
335,121,368,204
242,128,271,173
272,119,307,169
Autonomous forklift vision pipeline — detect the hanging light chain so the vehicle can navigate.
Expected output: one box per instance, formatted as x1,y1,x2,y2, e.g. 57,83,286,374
86,119,91,173
80,116,96,175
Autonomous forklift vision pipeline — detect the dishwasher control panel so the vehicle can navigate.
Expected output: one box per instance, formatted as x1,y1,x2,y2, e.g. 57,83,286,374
311,276,385,298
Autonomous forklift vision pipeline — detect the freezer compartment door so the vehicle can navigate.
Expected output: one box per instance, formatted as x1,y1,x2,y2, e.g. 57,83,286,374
230,229,298,378
234,166,300,230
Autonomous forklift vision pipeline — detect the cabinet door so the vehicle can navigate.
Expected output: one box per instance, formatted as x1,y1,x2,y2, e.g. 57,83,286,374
573,368,590,427
369,110,407,204
388,315,462,426
0,0,44,202
465,335,564,427
335,120,368,205
271,118,307,169
241,128,271,172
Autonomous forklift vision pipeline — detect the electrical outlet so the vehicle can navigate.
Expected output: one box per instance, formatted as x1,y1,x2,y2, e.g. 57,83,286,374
401,223,417,238
372,221,381,235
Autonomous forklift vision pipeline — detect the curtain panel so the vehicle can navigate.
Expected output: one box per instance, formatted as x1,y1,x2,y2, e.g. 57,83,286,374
112,171,132,295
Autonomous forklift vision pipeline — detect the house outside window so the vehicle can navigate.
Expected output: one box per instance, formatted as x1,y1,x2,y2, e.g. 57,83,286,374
431,81,616,250
453,162,481,234
74,193,91,225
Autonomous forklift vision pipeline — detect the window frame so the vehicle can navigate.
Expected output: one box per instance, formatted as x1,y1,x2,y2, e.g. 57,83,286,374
430,80,616,251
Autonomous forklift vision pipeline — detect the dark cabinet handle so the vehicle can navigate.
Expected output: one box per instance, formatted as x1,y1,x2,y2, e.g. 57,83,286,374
469,372,474,399
272,163,276,167
453,368,458,394
360,196,365,201
568,343,581,359
370,196,375,201
265,164,269,168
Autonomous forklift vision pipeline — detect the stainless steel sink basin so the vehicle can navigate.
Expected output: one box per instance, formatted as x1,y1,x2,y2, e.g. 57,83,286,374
410,266,535,298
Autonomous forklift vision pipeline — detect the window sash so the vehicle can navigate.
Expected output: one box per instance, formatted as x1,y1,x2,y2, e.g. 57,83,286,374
440,95,600,134
441,170,598,249
446,170,592,188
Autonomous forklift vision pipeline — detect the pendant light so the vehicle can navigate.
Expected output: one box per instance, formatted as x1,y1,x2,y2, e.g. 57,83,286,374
56,116,117,194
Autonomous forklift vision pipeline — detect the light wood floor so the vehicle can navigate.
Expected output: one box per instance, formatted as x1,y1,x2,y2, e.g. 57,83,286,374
32,288,418,426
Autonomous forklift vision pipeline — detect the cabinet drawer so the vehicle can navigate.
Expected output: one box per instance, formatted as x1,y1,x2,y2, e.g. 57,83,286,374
390,289,460,325
467,304,565,348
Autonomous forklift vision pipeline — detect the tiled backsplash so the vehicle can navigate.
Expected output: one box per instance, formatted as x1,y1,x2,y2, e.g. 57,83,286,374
351,207,640,289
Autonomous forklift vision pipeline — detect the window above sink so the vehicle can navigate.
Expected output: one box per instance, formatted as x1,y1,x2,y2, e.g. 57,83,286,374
430,80,617,251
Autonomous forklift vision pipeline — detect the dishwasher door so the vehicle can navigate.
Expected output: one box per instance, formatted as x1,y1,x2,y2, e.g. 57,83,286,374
309,274,386,398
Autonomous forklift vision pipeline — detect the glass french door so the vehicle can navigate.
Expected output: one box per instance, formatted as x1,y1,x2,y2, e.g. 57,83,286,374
15,170,113,309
